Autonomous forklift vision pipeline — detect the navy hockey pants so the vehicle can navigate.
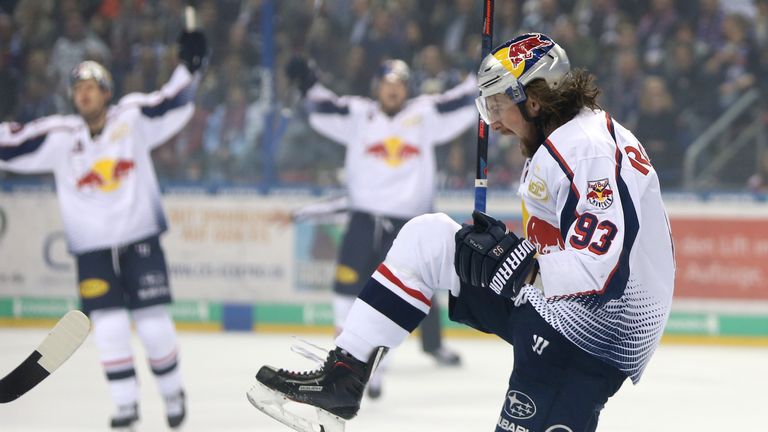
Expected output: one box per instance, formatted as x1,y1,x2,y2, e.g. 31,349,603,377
449,284,627,432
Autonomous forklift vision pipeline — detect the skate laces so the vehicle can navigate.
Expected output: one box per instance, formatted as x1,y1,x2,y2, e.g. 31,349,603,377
280,337,333,377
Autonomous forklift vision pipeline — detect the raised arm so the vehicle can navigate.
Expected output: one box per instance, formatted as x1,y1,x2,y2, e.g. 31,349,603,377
123,30,207,150
425,74,478,145
0,117,74,174
305,84,363,145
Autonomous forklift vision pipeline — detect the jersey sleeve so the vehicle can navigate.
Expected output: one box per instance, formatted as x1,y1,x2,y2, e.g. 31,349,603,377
536,146,639,302
306,83,362,145
0,117,72,174
120,64,198,150
423,75,478,145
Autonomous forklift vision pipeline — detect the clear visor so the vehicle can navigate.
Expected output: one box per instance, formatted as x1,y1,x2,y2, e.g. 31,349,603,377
475,79,527,124
71,68,109,89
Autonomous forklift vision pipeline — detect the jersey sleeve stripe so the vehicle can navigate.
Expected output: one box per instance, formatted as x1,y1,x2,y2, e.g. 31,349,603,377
0,134,47,161
315,100,350,115
140,83,195,119
435,94,474,113
599,114,640,303
543,139,581,241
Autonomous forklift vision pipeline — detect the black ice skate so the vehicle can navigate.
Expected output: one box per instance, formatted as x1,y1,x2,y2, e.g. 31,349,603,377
110,403,138,431
165,390,186,428
247,346,387,432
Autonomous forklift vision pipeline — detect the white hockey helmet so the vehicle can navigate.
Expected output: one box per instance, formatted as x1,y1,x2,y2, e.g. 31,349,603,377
476,33,570,124
379,59,410,84
70,61,113,94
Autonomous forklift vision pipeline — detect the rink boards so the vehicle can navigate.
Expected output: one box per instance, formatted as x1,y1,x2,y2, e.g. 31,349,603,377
1,187,767,343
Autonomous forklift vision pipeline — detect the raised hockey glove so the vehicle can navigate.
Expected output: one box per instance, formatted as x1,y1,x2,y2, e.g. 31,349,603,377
455,211,539,299
178,30,208,73
285,55,318,96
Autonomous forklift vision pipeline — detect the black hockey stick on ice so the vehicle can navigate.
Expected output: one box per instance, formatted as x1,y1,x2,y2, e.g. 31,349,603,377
475,0,494,212
0,310,90,403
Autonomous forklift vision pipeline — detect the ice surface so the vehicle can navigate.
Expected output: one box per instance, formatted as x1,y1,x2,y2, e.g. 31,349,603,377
0,329,765,431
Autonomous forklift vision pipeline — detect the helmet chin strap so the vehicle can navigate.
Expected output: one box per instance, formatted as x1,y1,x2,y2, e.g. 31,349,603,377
516,101,546,148
503,85,546,147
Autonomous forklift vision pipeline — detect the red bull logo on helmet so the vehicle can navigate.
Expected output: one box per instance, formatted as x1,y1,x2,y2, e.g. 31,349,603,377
76,158,135,191
493,34,554,79
366,136,420,167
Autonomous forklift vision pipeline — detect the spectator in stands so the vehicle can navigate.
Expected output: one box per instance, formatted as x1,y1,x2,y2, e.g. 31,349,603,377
637,0,679,72
603,49,644,130
636,76,681,187
708,14,758,110
694,0,725,58
552,16,597,69
747,151,768,193
412,45,463,95
436,141,470,190
0,54,16,121
521,0,566,35
49,10,111,104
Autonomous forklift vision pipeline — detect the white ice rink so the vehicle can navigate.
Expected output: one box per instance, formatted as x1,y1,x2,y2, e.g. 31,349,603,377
1,328,766,431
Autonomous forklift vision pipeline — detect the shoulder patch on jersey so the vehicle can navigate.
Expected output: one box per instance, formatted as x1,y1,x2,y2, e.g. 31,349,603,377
401,115,422,127
527,174,548,201
586,178,613,209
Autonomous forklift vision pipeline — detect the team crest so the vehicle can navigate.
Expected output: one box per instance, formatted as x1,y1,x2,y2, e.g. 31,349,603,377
586,178,613,209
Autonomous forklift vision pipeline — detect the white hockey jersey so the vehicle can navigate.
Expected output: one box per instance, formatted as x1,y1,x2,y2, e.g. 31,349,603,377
307,76,478,219
0,65,197,254
519,108,675,383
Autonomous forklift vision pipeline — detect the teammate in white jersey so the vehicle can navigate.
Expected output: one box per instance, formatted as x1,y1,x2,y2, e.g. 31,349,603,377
0,30,207,430
250,33,674,432
286,57,478,395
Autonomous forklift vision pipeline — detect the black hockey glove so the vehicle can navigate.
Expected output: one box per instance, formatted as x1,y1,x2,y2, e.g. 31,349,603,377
285,55,318,96
455,211,539,299
178,30,208,73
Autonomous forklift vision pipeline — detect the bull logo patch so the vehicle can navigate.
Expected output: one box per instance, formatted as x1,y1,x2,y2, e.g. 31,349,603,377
586,178,613,209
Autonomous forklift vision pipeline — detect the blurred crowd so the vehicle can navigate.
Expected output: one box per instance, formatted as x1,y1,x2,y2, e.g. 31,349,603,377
1,0,768,191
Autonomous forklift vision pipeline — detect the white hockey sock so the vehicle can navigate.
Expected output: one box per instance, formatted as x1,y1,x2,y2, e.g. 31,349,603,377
335,264,432,362
333,293,356,335
335,213,461,363
132,305,183,398
90,308,138,407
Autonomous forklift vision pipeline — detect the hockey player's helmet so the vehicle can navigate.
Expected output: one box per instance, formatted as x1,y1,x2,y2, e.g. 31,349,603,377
70,61,113,94
379,59,410,84
476,33,570,124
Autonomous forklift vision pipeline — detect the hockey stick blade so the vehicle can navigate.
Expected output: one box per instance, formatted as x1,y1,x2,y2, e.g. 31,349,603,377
0,310,90,403
247,381,345,432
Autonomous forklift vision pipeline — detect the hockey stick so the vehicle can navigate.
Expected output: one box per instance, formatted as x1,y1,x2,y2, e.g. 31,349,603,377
475,0,494,212
0,310,91,403
185,2,198,31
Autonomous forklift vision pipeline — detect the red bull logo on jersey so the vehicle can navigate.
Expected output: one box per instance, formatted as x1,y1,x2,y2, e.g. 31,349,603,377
586,178,614,209
494,34,554,78
76,158,135,192
526,216,563,255
366,137,420,167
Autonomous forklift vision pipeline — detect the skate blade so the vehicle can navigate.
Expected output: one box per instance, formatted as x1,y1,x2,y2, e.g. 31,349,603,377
247,381,345,432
